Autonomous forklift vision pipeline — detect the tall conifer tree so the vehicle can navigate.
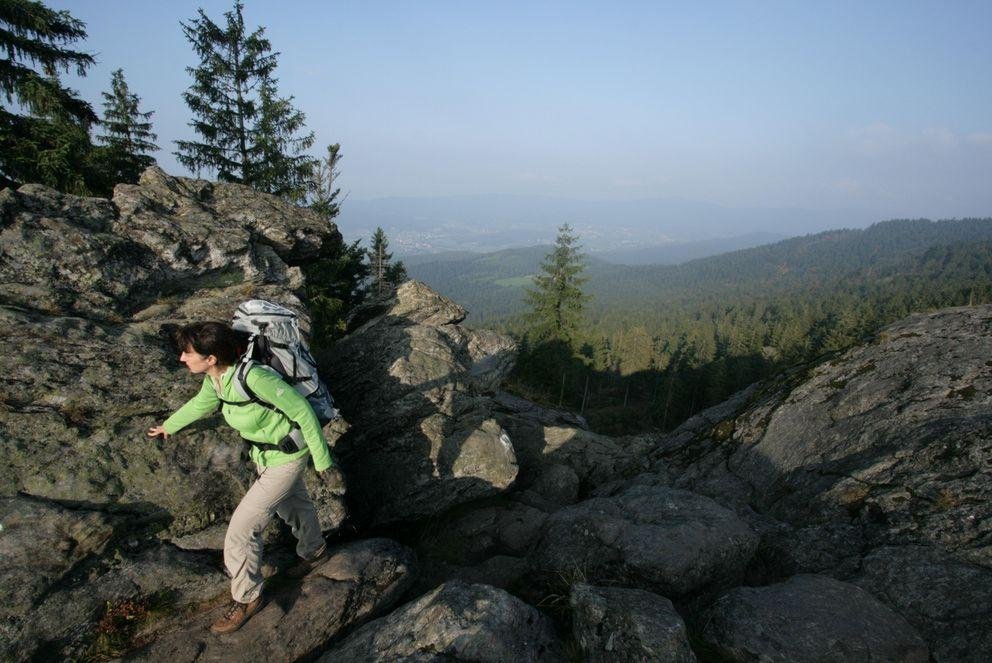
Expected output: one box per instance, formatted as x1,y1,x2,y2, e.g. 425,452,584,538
98,68,158,184
0,0,98,192
368,227,407,296
308,143,343,219
524,223,589,341
175,1,315,196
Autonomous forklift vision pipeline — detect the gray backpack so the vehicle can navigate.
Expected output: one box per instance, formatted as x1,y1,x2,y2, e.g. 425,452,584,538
228,300,339,451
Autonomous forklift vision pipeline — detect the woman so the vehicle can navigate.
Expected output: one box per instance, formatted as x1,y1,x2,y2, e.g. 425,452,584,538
148,321,335,634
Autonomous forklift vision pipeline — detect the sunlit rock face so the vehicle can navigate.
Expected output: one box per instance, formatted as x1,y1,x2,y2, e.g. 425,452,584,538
0,169,349,658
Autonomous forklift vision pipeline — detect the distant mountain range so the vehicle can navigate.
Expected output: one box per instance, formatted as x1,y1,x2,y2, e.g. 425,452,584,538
336,194,878,254
404,217,992,325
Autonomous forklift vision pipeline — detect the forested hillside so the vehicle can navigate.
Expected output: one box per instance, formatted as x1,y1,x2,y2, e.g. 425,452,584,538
409,218,992,433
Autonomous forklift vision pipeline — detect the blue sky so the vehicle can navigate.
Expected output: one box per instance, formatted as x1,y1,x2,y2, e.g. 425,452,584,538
49,1,992,218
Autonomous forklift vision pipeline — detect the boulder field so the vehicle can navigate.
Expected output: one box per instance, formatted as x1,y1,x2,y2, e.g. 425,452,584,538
2,169,988,661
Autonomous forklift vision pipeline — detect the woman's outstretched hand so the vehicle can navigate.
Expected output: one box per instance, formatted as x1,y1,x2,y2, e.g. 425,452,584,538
148,425,169,440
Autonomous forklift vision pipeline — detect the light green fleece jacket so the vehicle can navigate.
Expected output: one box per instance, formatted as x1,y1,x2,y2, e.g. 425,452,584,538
162,364,333,472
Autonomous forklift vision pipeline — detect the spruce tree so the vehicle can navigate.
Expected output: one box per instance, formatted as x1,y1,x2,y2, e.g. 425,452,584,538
250,75,314,202
97,68,158,184
308,143,343,220
368,227,407,296
0,0,98,192
175,1,315,196
524,223,589,341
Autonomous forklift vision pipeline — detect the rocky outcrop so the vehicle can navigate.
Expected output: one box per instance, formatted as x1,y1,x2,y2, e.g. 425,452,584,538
317,581,566,662
5,168,990,662
327,280,520,526
570,583,696,662
1,170,344,537
702,574,929,662
531,485,758,596
652,306,992,661
0,171,349,657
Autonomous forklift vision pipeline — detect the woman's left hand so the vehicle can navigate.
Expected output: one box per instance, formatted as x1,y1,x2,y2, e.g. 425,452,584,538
148,425,170,440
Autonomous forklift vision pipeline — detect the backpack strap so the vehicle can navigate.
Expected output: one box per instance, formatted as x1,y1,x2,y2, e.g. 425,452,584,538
221,359,304,454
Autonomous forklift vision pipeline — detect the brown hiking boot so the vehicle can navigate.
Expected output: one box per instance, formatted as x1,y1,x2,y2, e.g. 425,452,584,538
210,596,263,634
286,543,330,579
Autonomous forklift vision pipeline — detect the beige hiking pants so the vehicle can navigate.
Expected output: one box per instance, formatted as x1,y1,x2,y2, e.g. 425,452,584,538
225,455,324,603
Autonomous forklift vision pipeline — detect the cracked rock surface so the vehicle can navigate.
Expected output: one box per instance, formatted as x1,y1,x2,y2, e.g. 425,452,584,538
702,574,929,662
317,580,565,663
649,306,992,661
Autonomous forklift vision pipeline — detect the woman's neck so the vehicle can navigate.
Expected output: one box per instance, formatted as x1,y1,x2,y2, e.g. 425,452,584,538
206,364,230,381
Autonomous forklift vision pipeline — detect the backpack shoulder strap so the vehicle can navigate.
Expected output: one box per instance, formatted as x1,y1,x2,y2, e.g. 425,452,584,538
229,360,284,417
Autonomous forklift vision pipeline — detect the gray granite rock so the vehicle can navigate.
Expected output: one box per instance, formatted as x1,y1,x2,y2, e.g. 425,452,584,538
531,485,758,596
854,545,992,663
318,581,565,662
128,538,415,662
327,281,519,526
0,496,116,620
571,583,696,662
703,574,929,663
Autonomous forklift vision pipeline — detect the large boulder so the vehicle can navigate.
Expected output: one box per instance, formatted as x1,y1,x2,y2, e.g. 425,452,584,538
702,574,929,662
531,485,758,596
327,281,519,526
570,583,696,662
0,185,165,320
317,581,566,662
111,166,328,284
853,545,992,663
493,392,652,490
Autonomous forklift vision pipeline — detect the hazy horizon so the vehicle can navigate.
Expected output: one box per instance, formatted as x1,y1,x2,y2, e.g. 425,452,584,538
48,1,992,226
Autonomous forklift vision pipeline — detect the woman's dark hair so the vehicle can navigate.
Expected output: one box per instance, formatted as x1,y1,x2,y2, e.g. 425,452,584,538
173,322,246,367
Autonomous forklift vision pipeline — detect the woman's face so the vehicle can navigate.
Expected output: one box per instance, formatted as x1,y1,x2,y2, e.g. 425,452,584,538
180,345,216,374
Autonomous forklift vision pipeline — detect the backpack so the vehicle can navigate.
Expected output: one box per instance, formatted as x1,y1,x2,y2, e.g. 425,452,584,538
226,300,339,452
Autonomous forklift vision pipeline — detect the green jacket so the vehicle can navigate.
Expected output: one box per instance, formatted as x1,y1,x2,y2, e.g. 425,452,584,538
162,365,334,472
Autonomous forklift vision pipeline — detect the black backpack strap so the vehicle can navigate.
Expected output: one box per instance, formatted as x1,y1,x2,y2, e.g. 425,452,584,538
228,360,304,454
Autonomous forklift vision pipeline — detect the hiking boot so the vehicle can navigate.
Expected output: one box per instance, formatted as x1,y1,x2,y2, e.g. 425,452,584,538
210,596,263,634
286,543,330,578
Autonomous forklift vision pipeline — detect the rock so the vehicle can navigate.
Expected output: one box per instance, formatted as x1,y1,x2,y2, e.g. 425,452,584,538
128,538,415,661
0,169,345,537
497,414,652,490
422,500,548,564
6,544,223,661
650,307,992,659
668,308,992,558
703,574,929,663
854,545,992,663
0,496,116,620
570,583,696,663
531,485,758,596
528,463,580,506
413,498,548,594
318,581,565,662
112,166,330,281
493,391,652,489
0,185,165,320
327,281,519,525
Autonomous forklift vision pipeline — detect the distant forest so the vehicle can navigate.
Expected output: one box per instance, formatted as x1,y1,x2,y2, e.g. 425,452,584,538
408,218,992,434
